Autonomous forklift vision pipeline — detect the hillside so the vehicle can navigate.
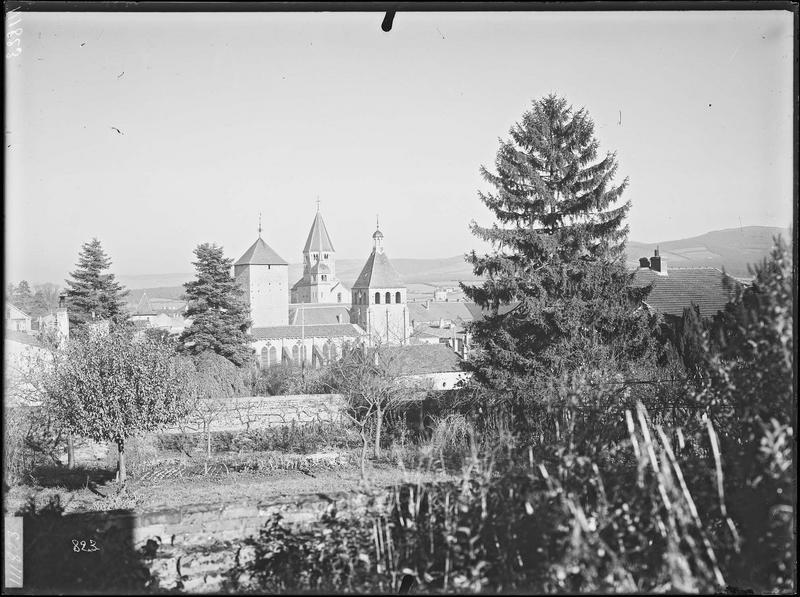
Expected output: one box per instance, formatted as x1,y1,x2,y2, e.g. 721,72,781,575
625,226,790,277
118,226,789,304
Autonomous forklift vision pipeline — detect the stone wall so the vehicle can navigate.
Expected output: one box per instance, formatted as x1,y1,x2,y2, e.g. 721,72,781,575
22,492,384,593
165,394,346,434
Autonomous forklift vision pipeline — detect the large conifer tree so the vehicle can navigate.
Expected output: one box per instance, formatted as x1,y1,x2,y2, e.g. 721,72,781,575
463,95,656,390
178,243,253,367
64,238,129,329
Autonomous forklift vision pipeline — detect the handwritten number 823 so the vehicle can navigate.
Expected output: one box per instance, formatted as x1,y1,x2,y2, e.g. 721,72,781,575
72,539,100,552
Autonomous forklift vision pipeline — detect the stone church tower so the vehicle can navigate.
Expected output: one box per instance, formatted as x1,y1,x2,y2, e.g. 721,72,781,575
291,208,351,304
234,229,288,328
350,223,410,345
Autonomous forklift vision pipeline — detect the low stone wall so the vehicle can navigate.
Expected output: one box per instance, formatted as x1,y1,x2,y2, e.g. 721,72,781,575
166,394,347,434
23,492,385,593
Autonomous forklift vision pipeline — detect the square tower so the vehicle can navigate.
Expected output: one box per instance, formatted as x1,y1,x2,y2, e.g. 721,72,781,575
234,236,289,328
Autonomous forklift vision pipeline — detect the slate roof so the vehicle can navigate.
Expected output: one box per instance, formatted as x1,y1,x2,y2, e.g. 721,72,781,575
632,267,740,318
303,212,336,254
462,301,521,321
235,237,288,266
251,323,364,340
6,303,31,320
352,250,405,289
380,344,464,375
288,304,352,325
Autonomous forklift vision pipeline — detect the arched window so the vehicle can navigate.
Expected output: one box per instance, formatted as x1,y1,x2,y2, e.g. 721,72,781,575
337,293,342,303
322,343,330,363
329,343,337,361
375,292,381,304
300,344,307,363
260,346,269,368
321,275,327,281
395,291,401,303
291,344,299,364
269,346,277,367
385,292,391,304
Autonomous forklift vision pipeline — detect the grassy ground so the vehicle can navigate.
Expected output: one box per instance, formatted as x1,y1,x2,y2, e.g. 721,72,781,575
4,437,454,516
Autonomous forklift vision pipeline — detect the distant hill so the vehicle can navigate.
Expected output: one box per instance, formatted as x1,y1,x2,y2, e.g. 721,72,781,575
625,226,790,278
119,226,790,303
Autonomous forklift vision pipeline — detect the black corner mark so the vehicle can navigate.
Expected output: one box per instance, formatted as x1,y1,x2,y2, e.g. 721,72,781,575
382,11,395,32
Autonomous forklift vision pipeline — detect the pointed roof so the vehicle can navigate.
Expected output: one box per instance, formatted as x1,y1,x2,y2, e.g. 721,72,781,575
136,292,155,315
352,250,405,289
303,212,335,254
235,237,288,266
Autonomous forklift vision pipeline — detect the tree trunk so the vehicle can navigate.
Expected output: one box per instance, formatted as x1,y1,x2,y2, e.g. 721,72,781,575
359,428,369,480
205,423,212,476
67,434,75,469
117,438,127,484
373,407,383,459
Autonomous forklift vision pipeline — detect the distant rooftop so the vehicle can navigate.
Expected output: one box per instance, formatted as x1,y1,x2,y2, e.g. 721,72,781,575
633,267,741,318
251,323,364,340
380,344,464,375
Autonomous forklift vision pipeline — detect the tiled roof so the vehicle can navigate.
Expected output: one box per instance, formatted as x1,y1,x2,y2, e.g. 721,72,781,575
412,324,466,339
632,267,740,318
380,344,464,375
289,304,351,325
408,301,474,324
352,250,405,289
6,303,31,320
235,237,288,266
303,212,336,253
251,323,365,340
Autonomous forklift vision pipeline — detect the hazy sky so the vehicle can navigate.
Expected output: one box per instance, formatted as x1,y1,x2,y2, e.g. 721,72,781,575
5,10,794,284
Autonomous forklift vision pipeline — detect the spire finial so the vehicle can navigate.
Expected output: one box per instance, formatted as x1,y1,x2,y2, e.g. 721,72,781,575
258,212,262,238
316,196,320,212
376,214,380,230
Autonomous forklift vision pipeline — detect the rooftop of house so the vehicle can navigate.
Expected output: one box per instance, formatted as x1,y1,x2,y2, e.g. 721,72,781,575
632,267,741,318
303,211,336,254
6,303,31,320
352,250,406,289
408,301,474,323
288,304,351,325
235,237,288,266
251,323,364,340
380,343,464,375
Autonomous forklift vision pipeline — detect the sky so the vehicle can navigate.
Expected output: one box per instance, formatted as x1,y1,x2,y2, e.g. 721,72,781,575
4,9,795,285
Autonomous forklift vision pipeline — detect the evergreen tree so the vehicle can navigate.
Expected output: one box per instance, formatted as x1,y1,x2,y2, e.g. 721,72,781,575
462,95,656,391
64,238,129,328
178,243,253,367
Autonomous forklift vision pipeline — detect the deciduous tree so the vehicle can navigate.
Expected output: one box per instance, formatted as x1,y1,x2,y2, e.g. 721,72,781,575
43,328,193,483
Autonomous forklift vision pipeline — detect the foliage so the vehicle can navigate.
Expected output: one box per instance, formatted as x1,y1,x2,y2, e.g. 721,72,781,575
64,238,129,329
178,242,253,367
4,406,66,486
251,363,333,396
461,95,661,390
226,512,394,593
42,327,194,482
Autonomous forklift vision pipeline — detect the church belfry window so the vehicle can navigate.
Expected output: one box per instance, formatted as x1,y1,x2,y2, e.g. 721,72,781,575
395,291,401,303
375,292,381,304
385,292,391,304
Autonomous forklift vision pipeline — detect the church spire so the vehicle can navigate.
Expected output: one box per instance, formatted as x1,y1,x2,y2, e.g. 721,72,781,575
258,212,262,238
372,215,384,253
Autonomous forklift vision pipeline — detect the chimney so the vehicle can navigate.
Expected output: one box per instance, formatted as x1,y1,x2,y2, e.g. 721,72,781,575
650,248,667,275
639,257,650,268
56,292,69,347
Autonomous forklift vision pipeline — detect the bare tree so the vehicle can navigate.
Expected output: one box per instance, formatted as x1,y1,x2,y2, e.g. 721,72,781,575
327,341,421,478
